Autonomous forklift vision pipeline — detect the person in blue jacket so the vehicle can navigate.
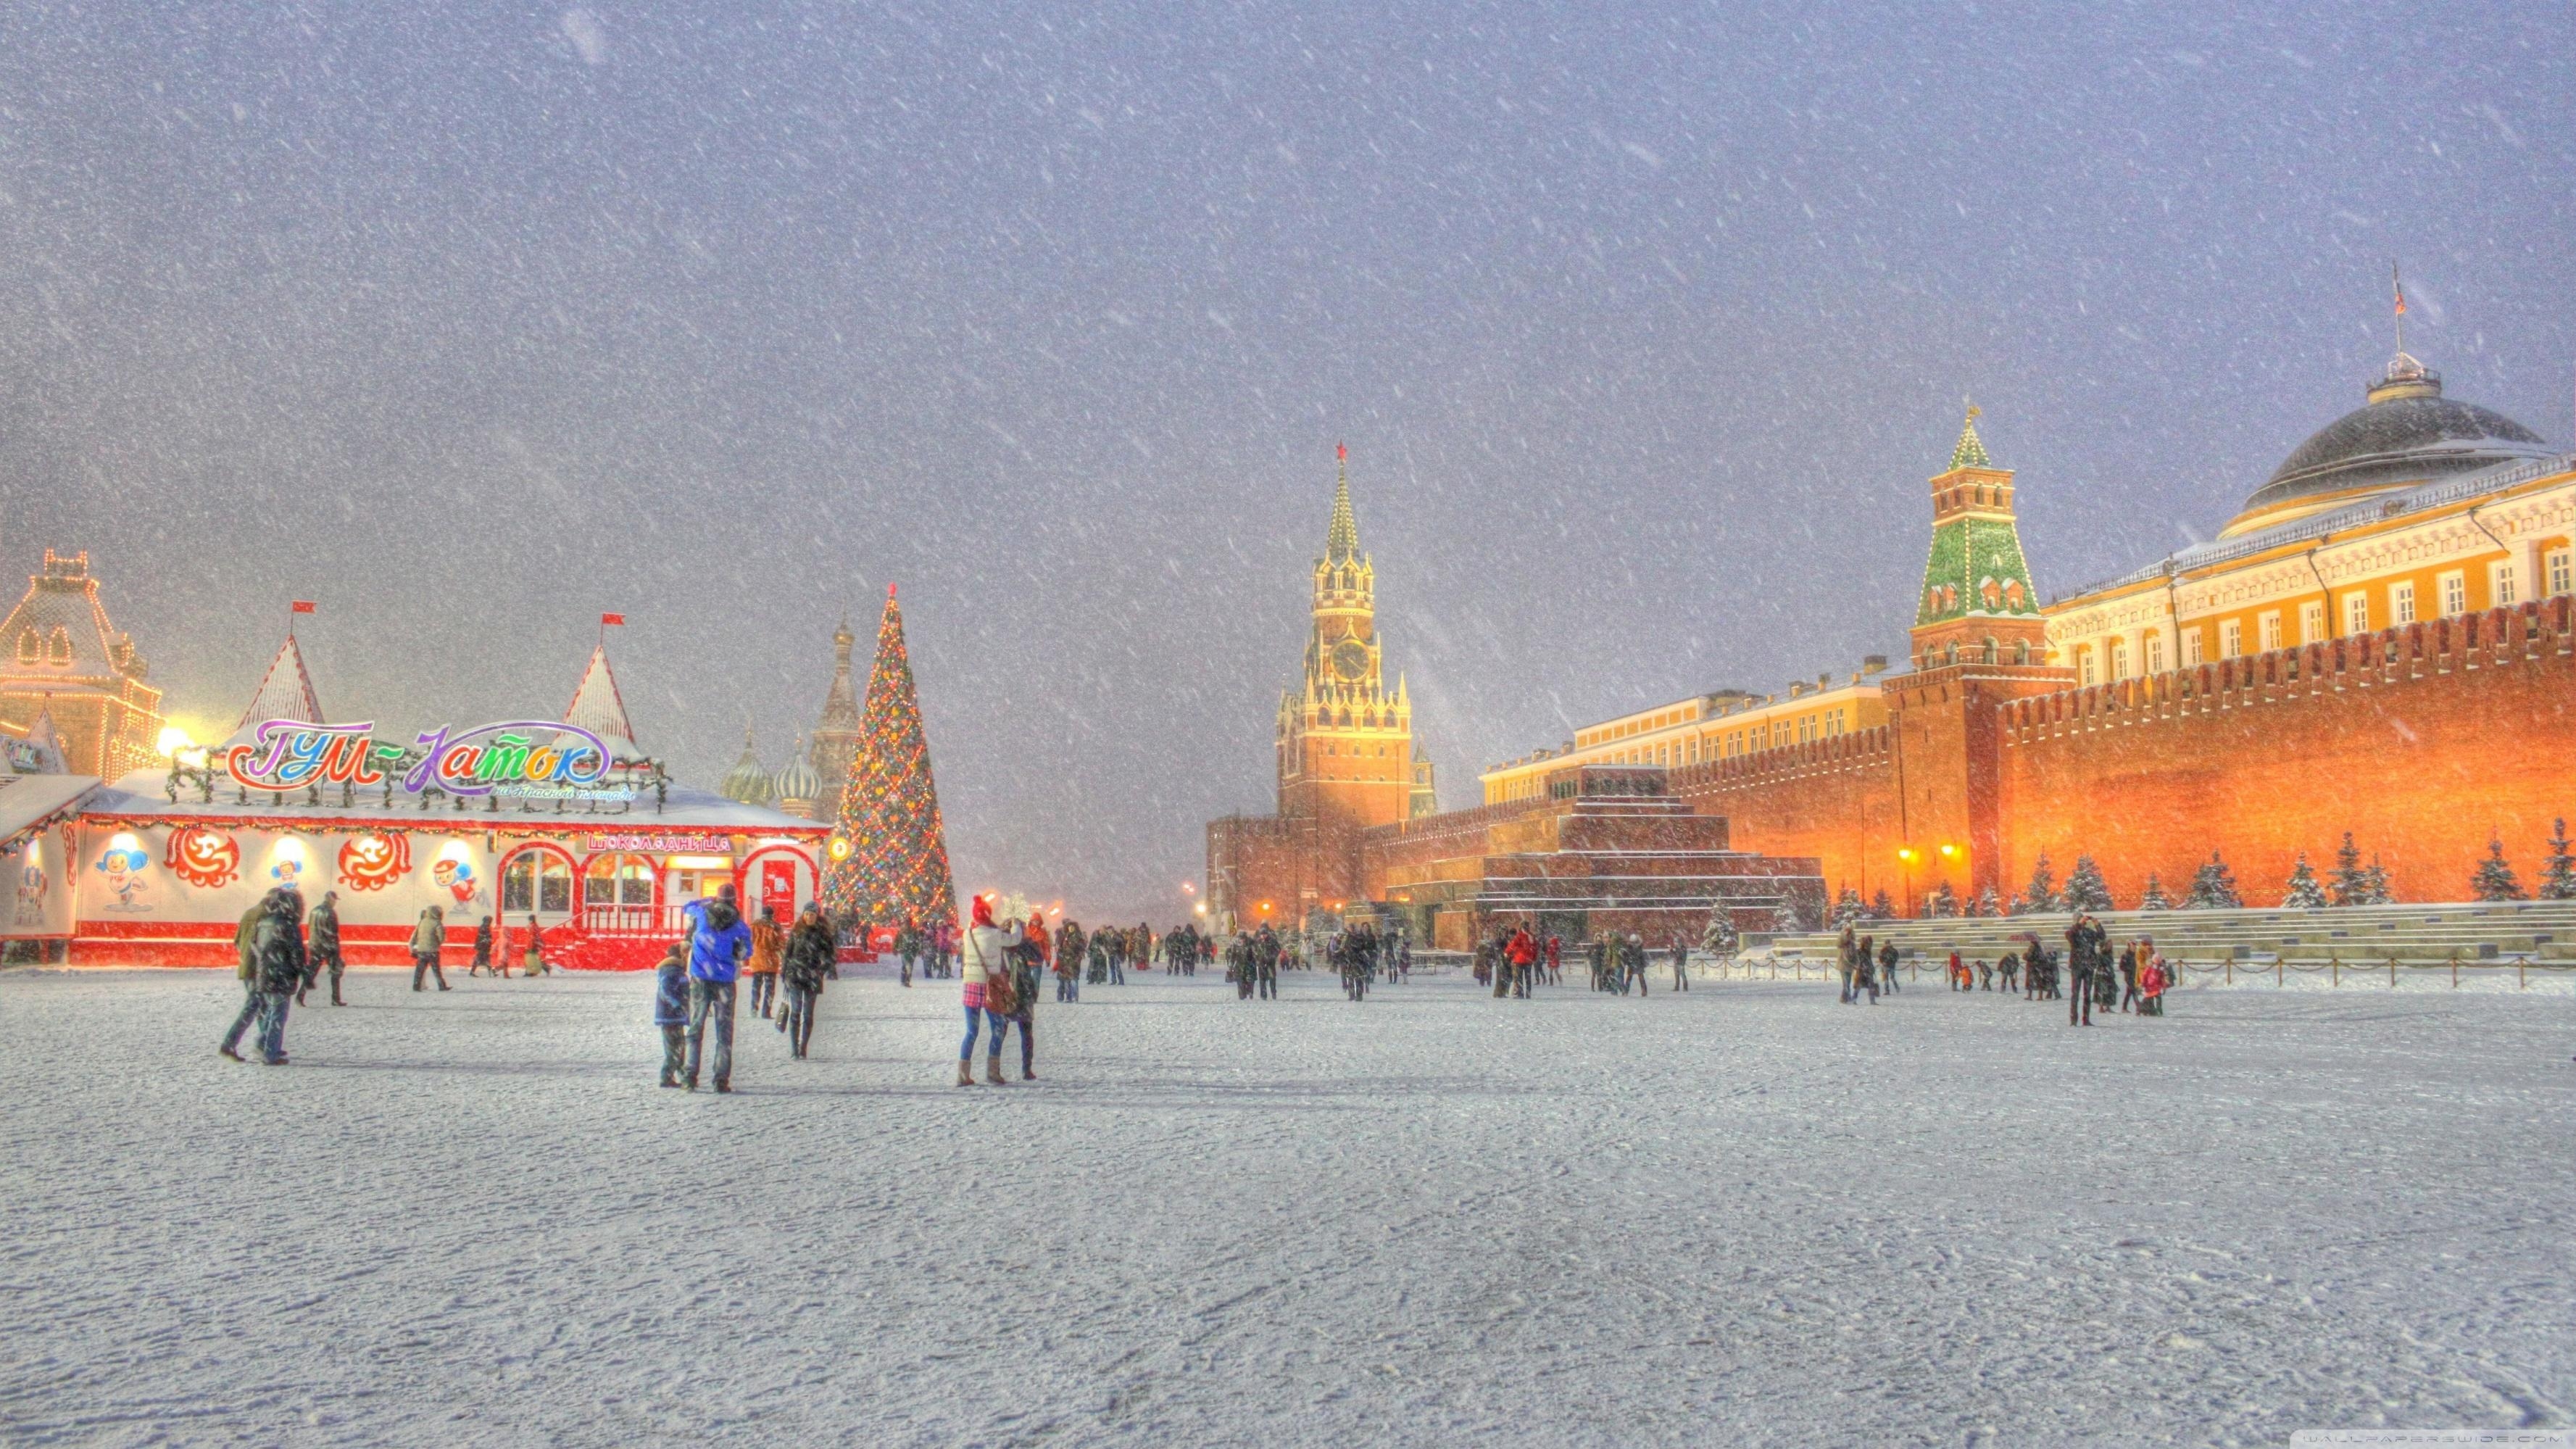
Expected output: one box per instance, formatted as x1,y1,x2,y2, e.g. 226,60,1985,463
682,884,752,1092
652,942,689,1087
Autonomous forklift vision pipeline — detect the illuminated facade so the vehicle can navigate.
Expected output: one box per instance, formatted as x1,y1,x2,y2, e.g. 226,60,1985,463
1470,346,2571,913
0,549,164,780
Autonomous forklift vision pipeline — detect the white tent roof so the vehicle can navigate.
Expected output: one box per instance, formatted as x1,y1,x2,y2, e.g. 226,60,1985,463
238,632,325,732
562,644,637,752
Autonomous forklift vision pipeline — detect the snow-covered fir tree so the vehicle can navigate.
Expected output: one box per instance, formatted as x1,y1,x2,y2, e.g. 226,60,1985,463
2471,836,2527,902
1929,881,1959,918
1699,910,1740,958
1969,884,2001,918
2062,855,2114,913
2184,852,2243,909
2021,853,2059,914
2329,831,2369,906
2137,873,2172,910
1828,887,1865,929
2361,855,2395,905
2540,819,2576,902
2280,852,2329,909
1867,889,1894,921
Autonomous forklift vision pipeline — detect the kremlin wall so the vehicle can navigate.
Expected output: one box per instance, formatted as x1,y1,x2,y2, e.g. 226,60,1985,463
1210,345,2575,945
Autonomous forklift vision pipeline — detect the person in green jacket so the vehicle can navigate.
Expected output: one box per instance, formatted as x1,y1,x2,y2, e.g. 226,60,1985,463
216,901,267,1060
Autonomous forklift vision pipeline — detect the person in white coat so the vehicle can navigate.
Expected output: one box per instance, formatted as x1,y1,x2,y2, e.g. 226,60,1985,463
957,894,1024,1087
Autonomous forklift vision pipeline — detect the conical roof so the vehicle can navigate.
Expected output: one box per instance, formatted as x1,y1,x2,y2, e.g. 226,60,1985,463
1326,447,1360,564
20,707,67,773
718,724,773,806
818,618,862,732
1948,408,1993,471
237,632,325,731
563,642,637,751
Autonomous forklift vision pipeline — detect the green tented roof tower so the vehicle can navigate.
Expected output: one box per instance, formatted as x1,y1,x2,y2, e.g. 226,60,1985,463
1909,405,2048,668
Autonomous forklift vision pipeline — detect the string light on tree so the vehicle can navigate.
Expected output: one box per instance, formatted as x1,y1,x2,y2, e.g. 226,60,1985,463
820,584,959,934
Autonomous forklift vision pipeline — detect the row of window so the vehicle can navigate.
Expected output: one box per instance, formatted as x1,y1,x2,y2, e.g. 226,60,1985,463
2074,549,2574,685
14,626,73,666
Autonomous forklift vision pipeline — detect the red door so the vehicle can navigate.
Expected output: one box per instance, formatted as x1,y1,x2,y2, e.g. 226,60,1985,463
760,859,797,921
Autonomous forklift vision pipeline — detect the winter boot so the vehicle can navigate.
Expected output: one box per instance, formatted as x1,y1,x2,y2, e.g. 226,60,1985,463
956,1059,976,1087
218,1045,244,1062
658,1070,678,1088
984,1054,1007,1085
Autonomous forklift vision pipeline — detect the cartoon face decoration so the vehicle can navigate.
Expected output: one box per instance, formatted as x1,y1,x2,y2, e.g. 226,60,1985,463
95,842,151,909
270,856,304,887
164,826,241,889
338,831,411,892
432,856,478,905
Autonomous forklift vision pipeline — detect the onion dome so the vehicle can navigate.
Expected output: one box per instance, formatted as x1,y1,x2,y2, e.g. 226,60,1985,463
2223,352,2552,537
717,725,774,807
771,734,823,812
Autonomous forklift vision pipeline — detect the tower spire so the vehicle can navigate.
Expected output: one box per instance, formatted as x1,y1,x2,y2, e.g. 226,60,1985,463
1949,400,1992,471
1326,441,1359,564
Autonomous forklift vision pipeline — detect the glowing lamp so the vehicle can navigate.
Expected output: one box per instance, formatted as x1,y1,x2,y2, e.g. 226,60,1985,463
826,836,854,863
1938,844,1960,859
1897,847,1919,863
157,726,198,758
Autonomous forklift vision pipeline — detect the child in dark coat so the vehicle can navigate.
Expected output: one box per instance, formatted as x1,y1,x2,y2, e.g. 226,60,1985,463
654,944,689,1087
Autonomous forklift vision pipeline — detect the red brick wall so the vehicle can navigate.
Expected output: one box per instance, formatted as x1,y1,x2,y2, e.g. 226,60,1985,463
1670,731,1906,906
1998,599,2576,908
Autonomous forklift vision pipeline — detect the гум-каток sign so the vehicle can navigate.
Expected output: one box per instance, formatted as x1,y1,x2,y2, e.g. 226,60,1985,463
225,720,621,800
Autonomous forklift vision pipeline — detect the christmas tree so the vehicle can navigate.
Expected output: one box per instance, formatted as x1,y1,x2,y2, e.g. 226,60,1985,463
2539,819,2576,902
821,586,959,934
1828,887,1865,929
2361,855,2394,905
1969,884,2000,918
2063,855,2114,913
2184,852,2242,910
1929,880,1959,918
2137,873,2172,910
2021,853,2059,914
2328,831,2369,906
2280,852,2328,909
2469,836,2527,902
1699,910,1740,958
1868,888,1895,921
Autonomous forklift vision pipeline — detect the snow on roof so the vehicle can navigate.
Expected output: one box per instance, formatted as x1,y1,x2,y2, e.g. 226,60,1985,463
0,773,103,850
236,631,325,733
562,644,637,750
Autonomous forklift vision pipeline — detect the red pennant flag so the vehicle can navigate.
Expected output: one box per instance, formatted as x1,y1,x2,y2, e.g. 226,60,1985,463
291,600,316,613
601,612,626,626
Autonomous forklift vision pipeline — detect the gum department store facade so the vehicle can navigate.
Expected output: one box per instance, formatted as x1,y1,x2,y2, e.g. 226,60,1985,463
1208,345,2575,948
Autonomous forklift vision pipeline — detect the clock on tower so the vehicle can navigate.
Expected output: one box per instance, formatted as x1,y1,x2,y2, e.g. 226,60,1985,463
1274,446,1417,840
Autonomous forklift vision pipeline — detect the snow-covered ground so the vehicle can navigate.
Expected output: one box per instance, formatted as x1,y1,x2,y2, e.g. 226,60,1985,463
4,965,2570,1448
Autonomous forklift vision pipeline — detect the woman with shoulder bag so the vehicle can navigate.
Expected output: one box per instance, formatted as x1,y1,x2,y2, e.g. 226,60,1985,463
957,894,1023,1087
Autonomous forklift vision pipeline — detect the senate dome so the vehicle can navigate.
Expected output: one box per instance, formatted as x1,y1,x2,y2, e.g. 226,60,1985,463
2222,352,2553,538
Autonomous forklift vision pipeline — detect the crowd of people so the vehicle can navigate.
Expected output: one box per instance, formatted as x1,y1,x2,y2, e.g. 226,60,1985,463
1468,925,1695,999
246,887,2180,1092
1835,912,2172,1023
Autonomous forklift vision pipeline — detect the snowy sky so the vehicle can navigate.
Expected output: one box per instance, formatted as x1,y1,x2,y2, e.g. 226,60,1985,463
1,2,2571,923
